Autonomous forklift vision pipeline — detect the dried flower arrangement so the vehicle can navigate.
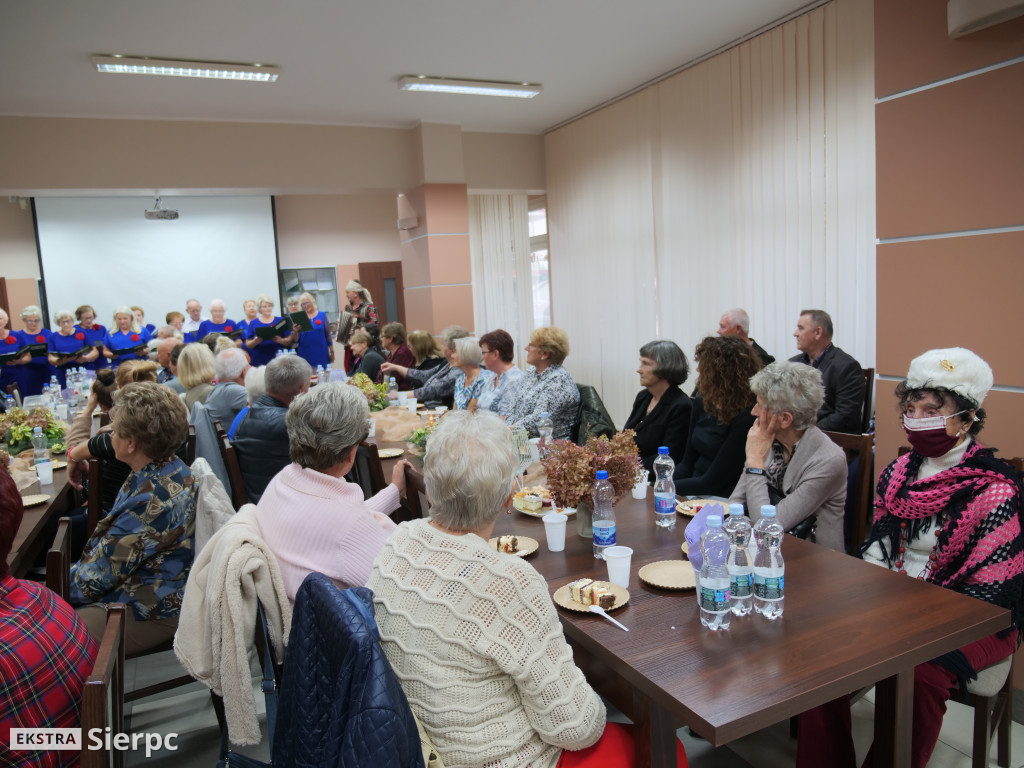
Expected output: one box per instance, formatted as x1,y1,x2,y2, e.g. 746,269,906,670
348,373,389,411
0,407,66,455
541,430,642,509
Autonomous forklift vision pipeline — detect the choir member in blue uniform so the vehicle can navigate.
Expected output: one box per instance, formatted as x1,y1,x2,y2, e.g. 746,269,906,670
16,305,53,397
75,304,108,370
103,306,152,368
294,292,334,369
48,310,94,388
243,294,295,367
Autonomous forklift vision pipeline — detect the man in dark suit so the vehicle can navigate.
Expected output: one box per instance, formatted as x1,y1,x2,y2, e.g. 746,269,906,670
789,309,864,433
717,308,775,366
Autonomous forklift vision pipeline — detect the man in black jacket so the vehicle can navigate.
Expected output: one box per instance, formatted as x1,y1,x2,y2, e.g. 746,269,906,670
789,309,864,434
233,353,311,502
717,308,775,366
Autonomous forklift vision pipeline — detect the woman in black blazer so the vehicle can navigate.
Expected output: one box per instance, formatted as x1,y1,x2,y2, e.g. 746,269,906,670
624,340,692,480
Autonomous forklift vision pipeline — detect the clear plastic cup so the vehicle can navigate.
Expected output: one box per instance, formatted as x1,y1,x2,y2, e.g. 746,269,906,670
542,512,567,552
367,419,376,438
604,546,633,588
631,476,648,500
398,391,408,405
406,398,418,413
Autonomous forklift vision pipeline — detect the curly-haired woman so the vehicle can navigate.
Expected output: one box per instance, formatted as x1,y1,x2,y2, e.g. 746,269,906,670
673,335,762,497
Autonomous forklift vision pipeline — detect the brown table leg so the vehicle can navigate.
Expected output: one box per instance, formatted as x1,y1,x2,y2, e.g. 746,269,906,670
873,668,914,768
632,690,679,767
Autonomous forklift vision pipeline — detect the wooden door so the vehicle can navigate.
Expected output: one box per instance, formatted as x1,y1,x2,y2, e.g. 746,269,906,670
358,261,405,327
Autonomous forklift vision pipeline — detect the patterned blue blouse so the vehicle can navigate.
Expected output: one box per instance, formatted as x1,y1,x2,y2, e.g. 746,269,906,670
453,368,495,410
70,458,196,620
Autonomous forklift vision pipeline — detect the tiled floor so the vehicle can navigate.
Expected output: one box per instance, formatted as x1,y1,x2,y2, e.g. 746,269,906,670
122,649,1024,767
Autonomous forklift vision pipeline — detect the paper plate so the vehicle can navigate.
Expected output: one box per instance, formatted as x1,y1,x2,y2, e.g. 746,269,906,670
51,460,68,470
639,560,697,591
518,505,574,519
488,535,539,558
377,448,404,459
553,582,630,613
681,541,690,558
21,494,50,507
676,498,715,517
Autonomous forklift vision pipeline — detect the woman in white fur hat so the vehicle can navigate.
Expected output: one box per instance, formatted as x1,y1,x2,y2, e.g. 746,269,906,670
798,347,1024,768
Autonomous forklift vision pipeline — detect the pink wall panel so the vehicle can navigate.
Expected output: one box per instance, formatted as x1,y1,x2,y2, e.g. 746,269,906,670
876,0,1024,97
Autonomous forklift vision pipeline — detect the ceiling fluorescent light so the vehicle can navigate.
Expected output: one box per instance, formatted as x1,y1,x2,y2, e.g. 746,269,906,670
398,76,541,98
92,55,279,82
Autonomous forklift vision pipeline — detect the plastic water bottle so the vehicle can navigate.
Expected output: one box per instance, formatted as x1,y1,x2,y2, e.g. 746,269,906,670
591,470,616,559
753,505,785,620
537,412,554,458
652,446,676,528
387,377,398,399
5,394,15,411
698,515,732,630
725,503,754,616
31,427,49,465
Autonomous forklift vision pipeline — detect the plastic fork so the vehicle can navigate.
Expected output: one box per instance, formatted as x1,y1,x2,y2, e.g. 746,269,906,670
588,604,629,631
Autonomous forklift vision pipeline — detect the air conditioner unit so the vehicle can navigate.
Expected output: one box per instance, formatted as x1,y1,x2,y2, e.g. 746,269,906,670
948,0,1024,37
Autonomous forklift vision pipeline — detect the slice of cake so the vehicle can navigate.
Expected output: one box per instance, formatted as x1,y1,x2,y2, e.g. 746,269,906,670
568,578,616,609
496,535,519,554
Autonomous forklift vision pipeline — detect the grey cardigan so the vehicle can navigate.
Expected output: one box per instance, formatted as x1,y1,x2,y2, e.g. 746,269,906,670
728,425,848,552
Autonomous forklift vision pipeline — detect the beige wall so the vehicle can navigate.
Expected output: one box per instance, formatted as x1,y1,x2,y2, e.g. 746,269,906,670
0,200,39,281
275,194,401,269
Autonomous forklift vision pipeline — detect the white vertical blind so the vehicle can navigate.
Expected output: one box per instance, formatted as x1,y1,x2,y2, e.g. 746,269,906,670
469,193,533,365
545,0,875,427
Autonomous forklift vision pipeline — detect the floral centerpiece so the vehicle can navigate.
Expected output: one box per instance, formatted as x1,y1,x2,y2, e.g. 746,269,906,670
0,407,66,456
541,430,642,509
406,413,441,456
349,373,389,412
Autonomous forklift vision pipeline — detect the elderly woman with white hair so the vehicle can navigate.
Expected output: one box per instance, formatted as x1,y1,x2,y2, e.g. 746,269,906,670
336,279,377,371
728,360,847,551
103,305,152,368
368,411,623,767
197,298,238,339
293,291,334,369
15,305,53,396
449,336,494,411
253,383,408,602
0,307,31,399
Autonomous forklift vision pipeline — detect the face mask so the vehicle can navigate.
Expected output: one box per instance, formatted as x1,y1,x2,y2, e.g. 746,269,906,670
902,412,967,458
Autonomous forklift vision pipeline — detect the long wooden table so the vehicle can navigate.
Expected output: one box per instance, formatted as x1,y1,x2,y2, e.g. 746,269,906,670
488,494,1009,768
8,465,76,577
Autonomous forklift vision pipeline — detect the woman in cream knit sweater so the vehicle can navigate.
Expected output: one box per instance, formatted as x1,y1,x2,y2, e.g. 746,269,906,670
368,411,607,768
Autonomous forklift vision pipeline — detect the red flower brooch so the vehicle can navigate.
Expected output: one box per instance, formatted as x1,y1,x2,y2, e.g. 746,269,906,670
130,334,140,342
35,335,46,343
75,332,85,340
225,326,233,332
315,319,322,325
4,336,16,345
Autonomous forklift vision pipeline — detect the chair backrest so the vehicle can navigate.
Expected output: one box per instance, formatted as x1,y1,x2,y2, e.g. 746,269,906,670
46,516,73,603
393,463,428,524
213,419,228,442
86,459,103,537
97,410,110,429
218,434,250,510
5,382,21,407
186,423,196,465
860,368,875,434
81,604,126,768
346,441,388,501
573,384,616,445
823,430,875,552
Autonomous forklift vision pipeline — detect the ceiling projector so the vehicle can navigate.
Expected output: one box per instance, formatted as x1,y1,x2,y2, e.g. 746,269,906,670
145,197,179,220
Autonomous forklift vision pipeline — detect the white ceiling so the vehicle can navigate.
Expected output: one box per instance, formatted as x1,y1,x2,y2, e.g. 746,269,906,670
1,0,820,135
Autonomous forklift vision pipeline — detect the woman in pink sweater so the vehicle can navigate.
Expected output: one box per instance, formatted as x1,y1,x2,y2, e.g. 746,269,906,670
253,382,410,601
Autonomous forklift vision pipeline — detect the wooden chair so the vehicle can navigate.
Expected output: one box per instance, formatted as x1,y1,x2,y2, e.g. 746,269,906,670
860,367,875,434
957,655,1014,768
5,382,21,407
81,604,126,768
186,423,196,465
346,441,388,500
822,431,874,553
218,433,250,510
393,463,428,524
97,410,110,429
46,516,73,602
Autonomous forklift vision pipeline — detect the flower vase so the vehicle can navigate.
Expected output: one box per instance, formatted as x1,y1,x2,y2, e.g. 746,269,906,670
576,499,593,538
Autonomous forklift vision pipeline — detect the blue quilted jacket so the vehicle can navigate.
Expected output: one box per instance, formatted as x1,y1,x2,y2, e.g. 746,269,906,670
272,575,424,768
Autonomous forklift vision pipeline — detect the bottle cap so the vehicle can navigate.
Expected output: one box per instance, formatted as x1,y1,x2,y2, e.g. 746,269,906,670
728,503,744,517
33,426,42,433
540,411,550,418
658,446,669,454
706,515,723,528
760,505,777,518
595,470,608,480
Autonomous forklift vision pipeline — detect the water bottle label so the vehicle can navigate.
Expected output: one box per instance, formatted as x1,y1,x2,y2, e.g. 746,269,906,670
593,523,616,547
654,495,675,515
730,573,753,598
753,574,784,600
699,585,731,612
